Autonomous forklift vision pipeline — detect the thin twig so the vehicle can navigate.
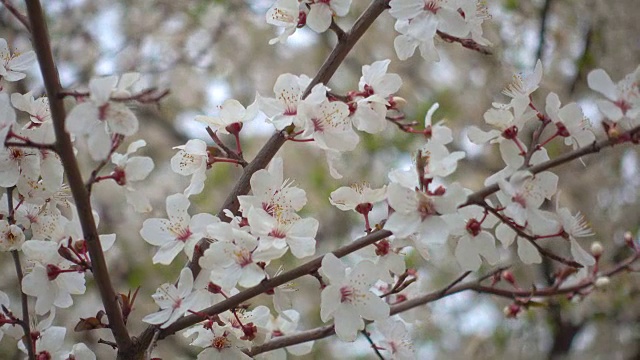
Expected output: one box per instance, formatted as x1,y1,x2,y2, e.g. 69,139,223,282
0,0,31,32
6,188,34,360
361,328,385,360
536,0,554,61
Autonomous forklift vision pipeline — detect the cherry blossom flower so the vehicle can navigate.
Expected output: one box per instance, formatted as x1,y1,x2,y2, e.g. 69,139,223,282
552,200,595,267
11,91,51,126
140,193,218,264
320,254,389,341
467,107,532,146
142,268,207,328
21,240,86,314
423,103,453,144
330,183,386,231
497,170,558,227
66,74,140,160
0,141,40,188
266,0,304,44
171,139,209,197
545,92,595,149
358,238,407,284
0,93,17,142
27,326,67,359
299,97,357,151
306,0,351,33
258,74,325,130
459,0,492,46
329,183,387,211
0,38,36,82
385,168,467,245
110,139,155,212
195,98,258,135
0,220,25,251
60,343,96,360
262,310,314,357
389,0,469,62
184,324,251,360
351,60,402,134
199,224,286,290
238,157,307,218
248,207,318,258
587,66,640,123
498,60,543,118
374,317,415,360
448,204,500,271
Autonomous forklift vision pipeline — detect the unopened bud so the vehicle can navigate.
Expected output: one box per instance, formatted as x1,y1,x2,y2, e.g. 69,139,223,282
594,276,610,288
624,231,635,248
503,303,520,318
590,242,604,257
502,270,516,285
390,96,407,109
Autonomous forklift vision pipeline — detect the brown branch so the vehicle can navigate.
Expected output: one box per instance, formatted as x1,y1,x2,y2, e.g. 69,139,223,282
436,30,492,55
0,0,31,32
24,0,132,355
6,188,34,360
205,127,247,167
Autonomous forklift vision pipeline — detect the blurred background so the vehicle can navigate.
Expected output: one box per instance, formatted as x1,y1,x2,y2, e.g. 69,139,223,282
1,0,640,358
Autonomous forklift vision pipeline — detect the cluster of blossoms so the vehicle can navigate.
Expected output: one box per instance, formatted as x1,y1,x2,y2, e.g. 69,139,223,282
267,0,491,62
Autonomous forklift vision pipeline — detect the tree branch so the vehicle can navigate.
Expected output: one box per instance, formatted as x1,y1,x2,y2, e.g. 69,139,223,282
0,0,31,32
6,188,34,360
24,0,132,354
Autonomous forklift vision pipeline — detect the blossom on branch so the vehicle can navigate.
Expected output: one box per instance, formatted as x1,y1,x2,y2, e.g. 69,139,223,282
0,38,36,82
140,193,218,264
66,74,141,160
319,254,389,341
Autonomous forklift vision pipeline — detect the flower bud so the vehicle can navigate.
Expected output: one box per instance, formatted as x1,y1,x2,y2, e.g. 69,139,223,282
389,96,407,109
624,231,635,248
594,276,610,288
590,242,604,257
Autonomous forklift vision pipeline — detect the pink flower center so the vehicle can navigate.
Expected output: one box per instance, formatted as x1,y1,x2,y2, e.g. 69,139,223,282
212,334,231,350
340,285,354,303
615,99,632,115
235,249,253,267
312,117,325,132
175,227,193,243
424,0,440,14
466,218,482,237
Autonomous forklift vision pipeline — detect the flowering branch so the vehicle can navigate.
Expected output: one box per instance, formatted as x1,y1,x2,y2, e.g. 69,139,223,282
24,0,132,355
480,201,583,268
246,249,640,356
462,124,640,207
436,30,492,55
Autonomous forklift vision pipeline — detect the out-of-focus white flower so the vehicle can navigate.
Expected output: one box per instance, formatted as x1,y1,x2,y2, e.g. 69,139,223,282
0,38,36,82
